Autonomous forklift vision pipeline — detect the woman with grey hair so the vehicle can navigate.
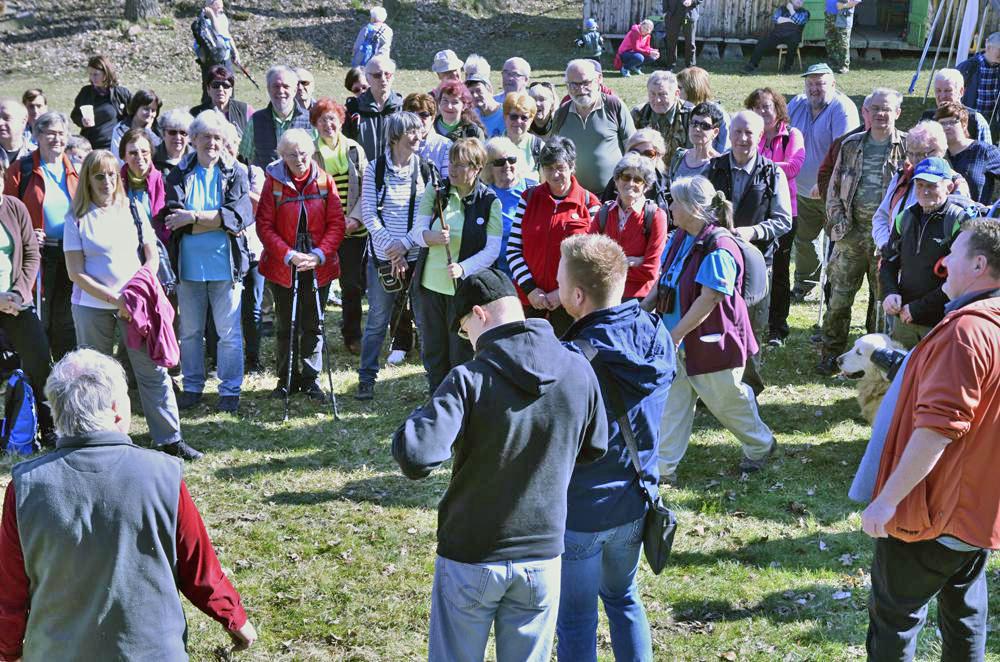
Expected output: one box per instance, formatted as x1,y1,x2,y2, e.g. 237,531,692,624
648,176,775,483
506,136,598,335
355,111,437,400
3,110,79,361
163,109,253,414
593,152,668,299
154,108,194,177
601,127,671,210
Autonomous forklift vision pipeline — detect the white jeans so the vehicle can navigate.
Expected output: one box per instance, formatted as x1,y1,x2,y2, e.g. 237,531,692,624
658,356,774,476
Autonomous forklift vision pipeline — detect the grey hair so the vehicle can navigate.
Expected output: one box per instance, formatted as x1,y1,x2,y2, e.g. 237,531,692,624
32,111,69,139
862,92,874,108
383,111,423,146
908,120,948,154
731,109,765,135
934,68,965,89
670,175,734,231
0,99,27,123
464,53,492,79
870,87,903,109
158,108,195,132
294,67,313,81
613,152,655,185
626,127,666,155
647,70,678,90
265,65,298,88
278,128,316,156
365,54,396,74
189,109,231,141
538,136,576,169
45,348,128,436
640,19,654,30
218,118,240,150
987,32,1000,48
565,58,599,80
370,6,388,21
504,57,531,76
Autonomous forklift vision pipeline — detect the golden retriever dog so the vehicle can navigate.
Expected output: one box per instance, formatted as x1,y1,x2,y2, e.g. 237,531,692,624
837,334,905,424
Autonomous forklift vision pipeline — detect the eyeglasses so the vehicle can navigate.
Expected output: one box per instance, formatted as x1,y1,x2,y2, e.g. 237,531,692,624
690,119,715,131
91,172,117,181
415,111,432,119
166,129,188,137
567,79,595,91
369,71,392,79
503,70,527,79
907,149,935,160
209,81,233,90
938,118,962,128
617,172,646,185
491,156,517,167
631,148,659,158
507,113,531,122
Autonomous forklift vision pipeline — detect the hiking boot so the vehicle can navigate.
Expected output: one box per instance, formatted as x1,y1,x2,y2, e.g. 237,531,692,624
300,381,328,403
176,391,202,410
790,286,812,303
815,355,839,376
355,381,374,401
739,438,778,473
161,440,204,461
217,395,240,414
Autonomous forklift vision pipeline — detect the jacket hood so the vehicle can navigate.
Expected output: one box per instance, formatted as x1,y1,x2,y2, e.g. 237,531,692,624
474,318,570,396
564,300,675,402
265,159,319,189
355,89,404,114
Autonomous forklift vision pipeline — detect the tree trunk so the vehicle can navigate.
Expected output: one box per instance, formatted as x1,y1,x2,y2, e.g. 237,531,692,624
124,0,161,22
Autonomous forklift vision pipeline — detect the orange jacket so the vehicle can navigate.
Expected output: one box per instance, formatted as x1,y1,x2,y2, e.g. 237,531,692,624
2,152,79,231
873,294,1000,548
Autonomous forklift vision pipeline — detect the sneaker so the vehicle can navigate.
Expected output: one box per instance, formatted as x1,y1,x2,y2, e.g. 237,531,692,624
631,68,644,76
766,335,785,348
300,381,328,403
176,391,202,410
161,440,204,461
815,355,840,376
620,68,632,78
739,438,778,473
386,349,406,365
355,381,374,401
217,395,240,414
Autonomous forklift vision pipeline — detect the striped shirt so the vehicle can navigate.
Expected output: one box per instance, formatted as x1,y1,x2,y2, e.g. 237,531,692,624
506,194,534,289
360,152,428,262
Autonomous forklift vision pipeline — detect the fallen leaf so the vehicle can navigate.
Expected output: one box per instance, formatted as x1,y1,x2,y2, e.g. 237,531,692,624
832,590,852,600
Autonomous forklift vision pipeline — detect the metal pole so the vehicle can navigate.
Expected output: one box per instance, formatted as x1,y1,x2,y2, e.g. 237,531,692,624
946,0,967,68
975,3,991,54
313,270,340,420
909,0,949,93
283,267,299,422
924,0,957,103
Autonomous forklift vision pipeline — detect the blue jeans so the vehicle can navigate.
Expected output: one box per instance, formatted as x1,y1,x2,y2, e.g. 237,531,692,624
242,263,264,364
620,51,647,71
429,554,561,662
177,279,244,396
358,259,420,385
557,517,652,662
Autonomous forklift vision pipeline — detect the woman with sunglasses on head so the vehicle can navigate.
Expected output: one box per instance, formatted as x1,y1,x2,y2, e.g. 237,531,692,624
191,65,254,140
502,92,543,180
667,102,723,180
64,150,195,460
109,89,162,161
528,82,557,137
481,137,536,276
344,66,369,100
154,109,195,179
404,93,452,179
434,81,485,142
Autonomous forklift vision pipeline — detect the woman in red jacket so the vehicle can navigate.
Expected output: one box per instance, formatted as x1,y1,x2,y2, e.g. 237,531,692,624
506,136,598,335
256,128,345,400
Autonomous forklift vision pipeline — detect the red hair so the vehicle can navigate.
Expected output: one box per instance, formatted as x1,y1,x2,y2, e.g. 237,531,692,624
310,97,346,127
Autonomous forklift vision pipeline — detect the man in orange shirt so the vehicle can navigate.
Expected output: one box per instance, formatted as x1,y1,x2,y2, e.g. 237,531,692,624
862,217,1000,661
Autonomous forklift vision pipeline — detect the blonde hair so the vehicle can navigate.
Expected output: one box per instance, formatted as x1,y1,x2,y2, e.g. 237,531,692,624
73,150,125,218
503,92,536,118
669,176,733,231
481,136,519,184
560,234,628,304
677,67,713,105
449,137,488,171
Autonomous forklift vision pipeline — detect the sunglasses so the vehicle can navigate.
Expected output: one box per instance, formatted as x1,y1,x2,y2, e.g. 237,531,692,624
166,129,188,137
690,119,715,131
209,81,233,90
631,148,659,158
491,156,517,167
298,81,313,87
618,172,645,184
507,113,531,122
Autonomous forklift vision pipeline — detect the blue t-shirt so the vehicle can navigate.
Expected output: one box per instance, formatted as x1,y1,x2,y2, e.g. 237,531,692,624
127,187,151,219
40,160,73,241
659,232,738,345
478,107,507,138
825,0,839,14
180,164,232,282
490,178,536,276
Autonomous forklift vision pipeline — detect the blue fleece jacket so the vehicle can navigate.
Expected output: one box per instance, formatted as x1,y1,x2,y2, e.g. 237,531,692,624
562,300,676,532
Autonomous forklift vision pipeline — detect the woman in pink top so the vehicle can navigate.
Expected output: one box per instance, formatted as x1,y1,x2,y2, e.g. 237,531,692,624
614,20,660,77
746,87,805,345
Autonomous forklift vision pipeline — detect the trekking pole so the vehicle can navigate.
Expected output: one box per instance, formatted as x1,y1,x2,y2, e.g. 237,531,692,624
909,0,948,93
816,233,829,328
34,270,41,322
312,270,340,420
283,264,299,423
433,188,458,287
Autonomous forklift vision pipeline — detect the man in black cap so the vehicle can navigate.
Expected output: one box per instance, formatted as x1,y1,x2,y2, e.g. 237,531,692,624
392,267,608,662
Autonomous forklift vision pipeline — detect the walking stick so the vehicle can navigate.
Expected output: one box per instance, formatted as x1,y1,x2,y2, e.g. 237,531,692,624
433,186,458,287
312,270,340,420
34,269,41,322
816,233,830,328
235,62,262,91
283,266,299,423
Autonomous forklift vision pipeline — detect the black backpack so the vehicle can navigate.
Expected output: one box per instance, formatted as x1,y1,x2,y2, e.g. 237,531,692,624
191,12,230,65
595,199,658,238
702,227,768,307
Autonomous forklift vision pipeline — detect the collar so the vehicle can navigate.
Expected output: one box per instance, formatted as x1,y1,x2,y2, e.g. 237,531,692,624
570,95,605,118
730,151,757,174
269,103,297,123
563,300,640,339
56,429,135,450
944,287,1000,313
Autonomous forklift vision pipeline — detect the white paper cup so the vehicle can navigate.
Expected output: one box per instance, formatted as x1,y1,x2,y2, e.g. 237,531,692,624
80,105,95,127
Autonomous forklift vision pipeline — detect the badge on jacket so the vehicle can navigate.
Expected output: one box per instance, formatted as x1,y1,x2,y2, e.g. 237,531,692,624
476,216,485,225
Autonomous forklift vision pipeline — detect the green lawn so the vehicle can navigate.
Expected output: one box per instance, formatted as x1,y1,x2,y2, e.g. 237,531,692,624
2,7,999,659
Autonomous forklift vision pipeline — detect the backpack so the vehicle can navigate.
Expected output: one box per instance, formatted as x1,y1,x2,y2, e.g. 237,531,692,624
2,369,38,456
596,199,658,238
191,12,230,65
17,155,33,200
352,24,384,67
703,227,768,307
368,154,438,259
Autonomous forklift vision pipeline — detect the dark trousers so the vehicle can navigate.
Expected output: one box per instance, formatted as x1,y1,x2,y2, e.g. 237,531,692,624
0,309,54,433
390,301,414,352
412,285,474,392
271,275,330,389
41,244,76,361
868,536,989,662
523,305,575,338
664,14,697,67
748,30,802,68
338,236,367,344
768,217,796,339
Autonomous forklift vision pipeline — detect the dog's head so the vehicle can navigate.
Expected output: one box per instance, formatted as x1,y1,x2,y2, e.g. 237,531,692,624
837,334,901,378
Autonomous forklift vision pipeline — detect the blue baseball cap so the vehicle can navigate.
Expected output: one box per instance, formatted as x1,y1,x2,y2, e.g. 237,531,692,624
913,157,954,183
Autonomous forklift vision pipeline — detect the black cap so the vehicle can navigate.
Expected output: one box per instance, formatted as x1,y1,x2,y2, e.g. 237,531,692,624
450,267,518,333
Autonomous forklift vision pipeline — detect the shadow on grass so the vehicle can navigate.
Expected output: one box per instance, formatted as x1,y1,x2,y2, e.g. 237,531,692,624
669,529,870,573
270,473,446,509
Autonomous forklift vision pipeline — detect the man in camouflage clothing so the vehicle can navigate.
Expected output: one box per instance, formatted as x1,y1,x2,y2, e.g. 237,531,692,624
818,88,907,374
825,0,859,74
631,70,692,164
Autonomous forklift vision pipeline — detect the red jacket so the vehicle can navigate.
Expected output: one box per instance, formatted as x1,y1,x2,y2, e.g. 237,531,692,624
510,178,596,305
256,162,345,289
2,151,79,230
592,201,668,299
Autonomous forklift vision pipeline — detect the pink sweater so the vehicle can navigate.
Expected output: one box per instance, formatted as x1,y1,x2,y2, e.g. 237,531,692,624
758,122,805,216
614,25,656,69
122,265,179,368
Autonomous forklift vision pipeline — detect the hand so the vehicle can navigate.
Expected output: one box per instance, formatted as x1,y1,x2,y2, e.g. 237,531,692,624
861,497,895,538
390,255,409,278
426,228,450,246
882,294,902,315
446,262,464,279
626,256,643,267
291,252,320,272
900,304,913,324
670,328,684,347
34,228,46,245
544,289,561,310
165,209,198,232
650,49,661,60
733,226,756,241
117,296,131,323
386,240,408,262
345,218,361,234
528,289,548,310
228,620,257,651
809,184,820,199
683,0,693,6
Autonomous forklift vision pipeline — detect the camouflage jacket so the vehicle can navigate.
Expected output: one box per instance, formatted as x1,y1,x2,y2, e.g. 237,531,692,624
826,128,907,241
631,101,693,158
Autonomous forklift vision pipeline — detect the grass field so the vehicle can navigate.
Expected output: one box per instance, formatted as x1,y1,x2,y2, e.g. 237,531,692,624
2,3,1000,659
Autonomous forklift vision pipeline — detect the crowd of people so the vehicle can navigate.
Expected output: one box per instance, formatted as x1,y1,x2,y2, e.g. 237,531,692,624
0,0,999,659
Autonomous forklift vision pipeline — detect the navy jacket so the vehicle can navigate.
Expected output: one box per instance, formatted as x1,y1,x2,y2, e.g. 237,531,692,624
563,300,675,532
